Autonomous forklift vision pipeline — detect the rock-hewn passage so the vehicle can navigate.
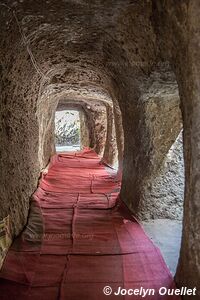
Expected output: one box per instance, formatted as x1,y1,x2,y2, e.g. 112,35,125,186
0,149,179,300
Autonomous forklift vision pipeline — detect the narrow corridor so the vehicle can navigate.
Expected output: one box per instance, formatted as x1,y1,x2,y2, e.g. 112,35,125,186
0,149,178,300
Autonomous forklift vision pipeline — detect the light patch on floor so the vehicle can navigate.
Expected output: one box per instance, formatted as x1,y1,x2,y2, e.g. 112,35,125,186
56,145,80,152
141,219,182,275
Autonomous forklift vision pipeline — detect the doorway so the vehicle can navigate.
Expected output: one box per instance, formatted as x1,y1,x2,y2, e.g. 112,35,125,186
55,109,81,152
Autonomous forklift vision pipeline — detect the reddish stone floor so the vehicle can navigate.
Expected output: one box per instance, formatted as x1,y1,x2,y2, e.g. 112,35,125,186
0,149,179,300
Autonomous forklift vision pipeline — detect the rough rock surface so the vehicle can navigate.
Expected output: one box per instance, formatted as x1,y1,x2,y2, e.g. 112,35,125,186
79,109,90,148
103,104,118,166
83,102,107,156
152,1,200,296
139,132,184,220
121,65,182,215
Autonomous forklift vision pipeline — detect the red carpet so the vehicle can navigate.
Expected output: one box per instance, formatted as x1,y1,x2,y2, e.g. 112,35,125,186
0,149,180,299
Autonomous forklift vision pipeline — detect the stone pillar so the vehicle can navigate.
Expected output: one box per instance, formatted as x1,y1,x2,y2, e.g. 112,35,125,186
79,109,90,148
175,2,200,296
103,104,117,166
113,103,124,179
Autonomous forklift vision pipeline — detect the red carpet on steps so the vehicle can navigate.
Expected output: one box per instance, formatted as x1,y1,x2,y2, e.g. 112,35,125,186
0,149,180,300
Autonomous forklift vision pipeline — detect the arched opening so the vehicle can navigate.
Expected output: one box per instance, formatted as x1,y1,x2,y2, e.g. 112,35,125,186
119,64,184,275
142,129,184,275
55,109,81,152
